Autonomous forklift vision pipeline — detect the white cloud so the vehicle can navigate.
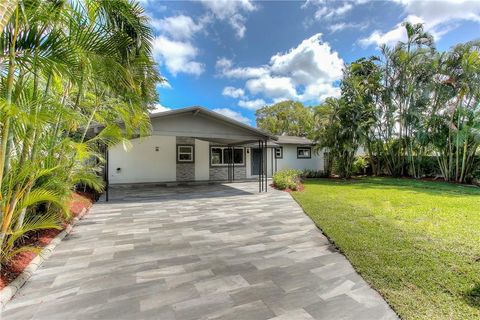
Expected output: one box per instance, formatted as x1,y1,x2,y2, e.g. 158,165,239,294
269,33,343,86
299,80,341,101
153,36,204,76
301,0,325,9
328,22,348,33
314,7,329,20
302,1,359,21
151,103,171,113
216,58,269,79
152,15,203,40
200,0,257,38
222,86,245,98
246,76,297,100
212,108,251,124
217,33,343,104
359,15,422,47
395,0,480,26
150,13,209,76
238,98,267,110
321,3,353,20
328,22,368,33
216,57,233,70
360,0,480,47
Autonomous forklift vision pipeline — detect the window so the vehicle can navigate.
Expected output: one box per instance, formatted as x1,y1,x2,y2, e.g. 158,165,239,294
210,147,244,166
177,145,194,162
297,147,311,159
211,147,223,165
275,147,283,159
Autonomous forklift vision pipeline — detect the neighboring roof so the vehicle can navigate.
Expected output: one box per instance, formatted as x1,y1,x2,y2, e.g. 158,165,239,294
149,106,276,141
276,135,314,145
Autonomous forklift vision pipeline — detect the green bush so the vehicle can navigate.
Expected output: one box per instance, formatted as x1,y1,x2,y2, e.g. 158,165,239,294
352,156,369,175
302,169,328,178
273,169,302,190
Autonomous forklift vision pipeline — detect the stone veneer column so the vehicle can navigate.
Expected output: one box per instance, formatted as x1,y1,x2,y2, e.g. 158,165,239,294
176,137,195,181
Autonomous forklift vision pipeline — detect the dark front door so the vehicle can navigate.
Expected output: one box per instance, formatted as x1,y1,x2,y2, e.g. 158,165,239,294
251,148,262,175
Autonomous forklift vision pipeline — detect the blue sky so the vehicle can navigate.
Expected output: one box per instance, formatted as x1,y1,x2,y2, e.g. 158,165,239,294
142,0,480,125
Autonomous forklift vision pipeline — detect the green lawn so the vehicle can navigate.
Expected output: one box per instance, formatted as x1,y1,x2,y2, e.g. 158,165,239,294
292,177,480,320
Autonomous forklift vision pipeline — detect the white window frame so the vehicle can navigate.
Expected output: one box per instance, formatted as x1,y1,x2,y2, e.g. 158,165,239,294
275,147,283,159
210,147,245,166
177,145,194,163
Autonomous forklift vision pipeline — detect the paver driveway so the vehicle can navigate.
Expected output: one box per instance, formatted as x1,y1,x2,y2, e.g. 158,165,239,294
2,182,397,320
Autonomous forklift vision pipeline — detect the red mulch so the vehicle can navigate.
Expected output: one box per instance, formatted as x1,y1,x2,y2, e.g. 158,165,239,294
285,184,305,193
0,192,94,290
271,183,305,193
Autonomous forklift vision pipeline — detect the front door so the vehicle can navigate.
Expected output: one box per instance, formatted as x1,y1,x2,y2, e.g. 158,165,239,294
251,148,262,175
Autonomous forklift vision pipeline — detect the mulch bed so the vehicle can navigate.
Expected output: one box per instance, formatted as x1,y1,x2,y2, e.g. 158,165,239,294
0,192,94,290
271,183,305,193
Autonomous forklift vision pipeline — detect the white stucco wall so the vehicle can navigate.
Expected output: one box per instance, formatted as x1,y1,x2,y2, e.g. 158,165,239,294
245,148,252,178
275,145,324,172
108,136,324,184
195,139,209,181
108,136,176,184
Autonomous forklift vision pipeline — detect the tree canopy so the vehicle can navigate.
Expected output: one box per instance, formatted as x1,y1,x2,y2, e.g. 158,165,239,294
317,22,480,181
255,100,314,137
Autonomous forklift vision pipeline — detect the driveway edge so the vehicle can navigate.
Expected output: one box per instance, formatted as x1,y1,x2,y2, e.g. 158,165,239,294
0,207,88,309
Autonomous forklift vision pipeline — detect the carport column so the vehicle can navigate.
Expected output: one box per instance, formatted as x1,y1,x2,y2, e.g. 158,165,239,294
264,139,268,192
232,146,235,182
104,143,109,202
261,140,264,192
258,140,261,193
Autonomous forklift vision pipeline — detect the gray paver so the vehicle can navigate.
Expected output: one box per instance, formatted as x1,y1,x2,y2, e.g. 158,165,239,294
1,182,398,320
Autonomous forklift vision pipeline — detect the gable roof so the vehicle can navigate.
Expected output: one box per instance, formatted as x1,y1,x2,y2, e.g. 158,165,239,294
148,106,277,144
149,107,275,140
276,135,314,145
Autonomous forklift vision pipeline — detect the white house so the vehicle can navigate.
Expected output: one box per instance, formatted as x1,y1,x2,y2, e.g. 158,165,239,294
106,107,325,188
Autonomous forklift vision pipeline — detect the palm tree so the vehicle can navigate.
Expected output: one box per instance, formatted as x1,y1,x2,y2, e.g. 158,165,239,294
0,0,162,268
0,0,18,31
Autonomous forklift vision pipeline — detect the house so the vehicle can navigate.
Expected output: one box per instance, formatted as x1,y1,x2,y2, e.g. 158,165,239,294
106,107,325,190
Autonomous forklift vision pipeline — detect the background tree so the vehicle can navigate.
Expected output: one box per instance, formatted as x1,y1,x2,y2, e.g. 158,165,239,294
256,100,314,137
342,57,381,175
314,22,479,182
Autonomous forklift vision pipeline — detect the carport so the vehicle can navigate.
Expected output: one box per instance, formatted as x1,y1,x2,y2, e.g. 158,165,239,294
102,107,277,201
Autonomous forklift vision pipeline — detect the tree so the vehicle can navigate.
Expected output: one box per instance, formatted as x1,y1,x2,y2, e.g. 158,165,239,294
0,0,162,267
373,23,436,177
431,41,480,183
256,100,314,137
314,22,479,183
314,58,378,179
342,57,381,175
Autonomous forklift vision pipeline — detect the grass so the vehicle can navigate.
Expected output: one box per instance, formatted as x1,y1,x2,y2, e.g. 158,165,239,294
291,177,480,320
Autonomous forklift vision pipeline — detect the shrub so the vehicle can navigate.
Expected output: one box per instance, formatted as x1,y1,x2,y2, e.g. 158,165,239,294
302,169,328,178
352,156,369,175
273,169,302,190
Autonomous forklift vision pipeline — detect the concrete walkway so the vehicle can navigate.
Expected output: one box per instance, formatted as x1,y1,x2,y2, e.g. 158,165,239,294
2,182,397,320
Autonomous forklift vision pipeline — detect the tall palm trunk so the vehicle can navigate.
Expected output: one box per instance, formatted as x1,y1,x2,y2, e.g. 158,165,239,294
0,7,19,189
14,39,48,232
0,8,20,255
459,139,468,183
